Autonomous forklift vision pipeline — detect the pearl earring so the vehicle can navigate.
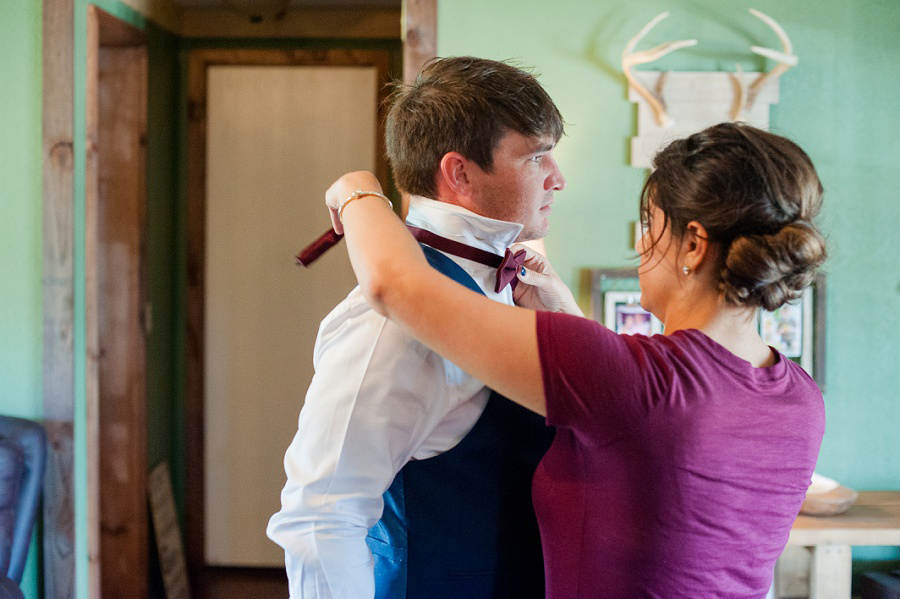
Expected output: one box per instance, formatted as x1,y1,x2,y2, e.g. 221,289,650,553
682,265,691,275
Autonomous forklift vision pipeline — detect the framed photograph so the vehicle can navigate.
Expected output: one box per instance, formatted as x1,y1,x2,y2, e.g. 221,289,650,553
759,300,804,358
604,291,663,335
589,269,826,388
589,269,663,337
759,274,826,389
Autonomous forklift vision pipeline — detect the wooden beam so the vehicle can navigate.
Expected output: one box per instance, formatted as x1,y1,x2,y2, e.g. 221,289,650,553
115,0,183,34
42,0,76,596
403,0,436,83
96,42,150,598
181,6,401,39
87,7,150,597
85,10,101,599
397,0,437,216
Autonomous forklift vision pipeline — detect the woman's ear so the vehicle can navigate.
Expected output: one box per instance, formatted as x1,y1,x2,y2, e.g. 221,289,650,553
438,152,473,197
683,220,711,272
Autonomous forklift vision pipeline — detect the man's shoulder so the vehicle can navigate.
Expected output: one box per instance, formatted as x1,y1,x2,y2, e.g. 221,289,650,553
321,285,368,321
315,285,415,354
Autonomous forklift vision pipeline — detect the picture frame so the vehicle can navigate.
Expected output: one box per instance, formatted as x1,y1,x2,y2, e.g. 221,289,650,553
588,269,826,388
589,269,663,335
758,274,827,389
603,291,664,336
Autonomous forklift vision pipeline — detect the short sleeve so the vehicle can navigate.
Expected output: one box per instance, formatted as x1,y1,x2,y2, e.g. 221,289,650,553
536,311,655,435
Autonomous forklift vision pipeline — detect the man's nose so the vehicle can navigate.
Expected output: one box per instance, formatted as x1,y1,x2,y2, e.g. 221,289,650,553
546,159,566,191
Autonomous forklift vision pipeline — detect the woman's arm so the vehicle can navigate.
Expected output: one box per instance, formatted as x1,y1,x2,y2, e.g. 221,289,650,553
326,172,547,415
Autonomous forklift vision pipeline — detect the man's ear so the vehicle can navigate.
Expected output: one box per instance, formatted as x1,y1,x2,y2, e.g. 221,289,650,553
683,220,712,273
438,152,474,197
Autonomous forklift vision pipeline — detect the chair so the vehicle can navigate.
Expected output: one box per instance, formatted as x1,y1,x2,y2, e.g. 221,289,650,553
0,416,47,599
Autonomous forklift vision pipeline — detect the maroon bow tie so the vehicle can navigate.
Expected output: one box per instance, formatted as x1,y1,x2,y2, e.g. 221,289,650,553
296,226,525,293
407,226,525,293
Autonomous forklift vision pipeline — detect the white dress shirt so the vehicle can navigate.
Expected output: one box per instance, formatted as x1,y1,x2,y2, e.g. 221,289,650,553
267,197,524,598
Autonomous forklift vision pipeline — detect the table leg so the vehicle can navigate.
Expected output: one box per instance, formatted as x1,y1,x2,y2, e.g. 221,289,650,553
808,544,852,599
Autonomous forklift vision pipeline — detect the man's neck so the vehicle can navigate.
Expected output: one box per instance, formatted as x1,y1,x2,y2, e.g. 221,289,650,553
405,196,524,255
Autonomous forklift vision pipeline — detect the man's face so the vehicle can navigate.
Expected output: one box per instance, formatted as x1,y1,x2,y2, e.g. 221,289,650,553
467,131,566,242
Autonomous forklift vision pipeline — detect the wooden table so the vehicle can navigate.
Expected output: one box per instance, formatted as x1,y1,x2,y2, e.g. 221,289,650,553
784,491,900,599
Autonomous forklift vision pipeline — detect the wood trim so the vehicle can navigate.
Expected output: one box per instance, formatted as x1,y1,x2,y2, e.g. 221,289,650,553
115,0,184,35
403,0,437,84
95,6,147,47
185,48,393,573
42,0,76,596
399,0,436,215
180,6,401,39
98,43,150,598
813,274,826,391
87,7,149,597
85,9,101,598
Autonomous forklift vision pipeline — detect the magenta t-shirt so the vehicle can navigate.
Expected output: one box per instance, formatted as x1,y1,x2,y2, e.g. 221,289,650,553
534,312,824,599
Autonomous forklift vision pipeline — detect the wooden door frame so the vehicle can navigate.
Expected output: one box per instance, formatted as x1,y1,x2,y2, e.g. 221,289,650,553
403,0,437,84
86,6,149,598
41,0,76,596
38,1,434,595
184,47,393,572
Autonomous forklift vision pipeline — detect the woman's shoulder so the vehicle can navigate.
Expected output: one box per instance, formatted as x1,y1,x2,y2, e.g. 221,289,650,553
536,311,678,383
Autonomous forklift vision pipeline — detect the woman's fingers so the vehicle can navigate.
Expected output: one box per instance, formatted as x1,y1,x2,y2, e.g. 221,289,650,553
516,266,549,288
329,208,343,235
511,243,555,276
515,262,583,316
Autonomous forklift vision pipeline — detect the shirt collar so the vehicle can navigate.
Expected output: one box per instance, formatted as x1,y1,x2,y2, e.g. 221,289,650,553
405,196,524,255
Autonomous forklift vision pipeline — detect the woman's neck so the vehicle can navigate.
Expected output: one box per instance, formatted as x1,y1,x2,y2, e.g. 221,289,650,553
663,294,774,368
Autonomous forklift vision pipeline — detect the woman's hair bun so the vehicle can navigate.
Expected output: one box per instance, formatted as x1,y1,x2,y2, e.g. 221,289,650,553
643,123,827,311
720,221,826,311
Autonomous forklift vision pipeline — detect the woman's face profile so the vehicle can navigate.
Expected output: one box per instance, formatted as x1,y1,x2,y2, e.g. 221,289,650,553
635,203,681,321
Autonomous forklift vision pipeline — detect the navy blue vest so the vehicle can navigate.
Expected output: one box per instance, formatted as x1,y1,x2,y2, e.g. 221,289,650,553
366,245,554,598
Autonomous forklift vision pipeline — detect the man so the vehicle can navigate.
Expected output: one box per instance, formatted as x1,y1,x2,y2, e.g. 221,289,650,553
268,56,566,598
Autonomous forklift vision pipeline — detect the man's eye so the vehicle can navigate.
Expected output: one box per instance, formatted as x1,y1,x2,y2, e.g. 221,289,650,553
530,155,543,163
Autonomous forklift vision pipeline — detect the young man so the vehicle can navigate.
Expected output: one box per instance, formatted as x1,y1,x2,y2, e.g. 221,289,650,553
268,56,566,599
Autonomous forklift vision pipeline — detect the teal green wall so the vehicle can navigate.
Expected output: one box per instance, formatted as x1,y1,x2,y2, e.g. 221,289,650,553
439,0,900,578
0,0,43,419
0,2,44,597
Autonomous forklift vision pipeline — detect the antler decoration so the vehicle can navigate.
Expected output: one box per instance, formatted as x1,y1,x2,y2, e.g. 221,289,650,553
621,12,698,128
731,8,799,119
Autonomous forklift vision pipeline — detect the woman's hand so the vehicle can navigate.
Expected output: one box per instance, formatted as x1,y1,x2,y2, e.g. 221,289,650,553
325,171,383,234
513,244,583,316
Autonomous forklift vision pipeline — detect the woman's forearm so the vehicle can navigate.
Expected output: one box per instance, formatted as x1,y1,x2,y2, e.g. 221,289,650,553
325,173,433,320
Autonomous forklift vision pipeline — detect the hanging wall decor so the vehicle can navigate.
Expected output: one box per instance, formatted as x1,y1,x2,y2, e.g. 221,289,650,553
623,9,797,168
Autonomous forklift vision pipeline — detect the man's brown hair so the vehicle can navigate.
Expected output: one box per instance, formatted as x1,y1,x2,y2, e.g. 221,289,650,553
385,56,565,198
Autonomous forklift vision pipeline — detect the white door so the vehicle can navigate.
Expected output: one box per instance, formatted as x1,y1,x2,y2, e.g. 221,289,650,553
203,64,377,566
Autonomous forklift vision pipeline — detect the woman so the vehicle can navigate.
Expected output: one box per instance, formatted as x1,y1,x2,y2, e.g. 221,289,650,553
324,122,826,598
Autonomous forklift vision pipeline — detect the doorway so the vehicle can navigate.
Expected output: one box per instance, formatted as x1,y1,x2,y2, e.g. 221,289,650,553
85,6,149,598
184,47,392,593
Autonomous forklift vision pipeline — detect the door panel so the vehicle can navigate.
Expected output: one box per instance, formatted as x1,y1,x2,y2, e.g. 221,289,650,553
203,65,376,566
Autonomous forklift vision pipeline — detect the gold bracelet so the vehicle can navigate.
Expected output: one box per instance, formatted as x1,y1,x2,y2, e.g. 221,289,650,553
338,190,393,223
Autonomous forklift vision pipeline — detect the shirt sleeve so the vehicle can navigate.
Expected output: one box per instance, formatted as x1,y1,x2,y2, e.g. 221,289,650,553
536,311,662,436
267,289,484,598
